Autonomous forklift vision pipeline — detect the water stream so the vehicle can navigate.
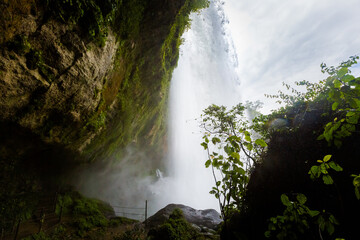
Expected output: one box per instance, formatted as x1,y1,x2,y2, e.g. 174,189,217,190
150,0,242,213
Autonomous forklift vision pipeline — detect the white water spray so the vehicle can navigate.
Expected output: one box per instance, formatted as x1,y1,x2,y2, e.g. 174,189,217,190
74,0,242,217
150,0,242,213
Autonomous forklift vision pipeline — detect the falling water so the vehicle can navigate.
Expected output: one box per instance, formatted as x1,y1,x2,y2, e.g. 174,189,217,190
73,0,242,217
150,0,242,213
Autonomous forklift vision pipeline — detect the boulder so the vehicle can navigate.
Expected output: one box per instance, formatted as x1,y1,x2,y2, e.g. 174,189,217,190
145,204,222,230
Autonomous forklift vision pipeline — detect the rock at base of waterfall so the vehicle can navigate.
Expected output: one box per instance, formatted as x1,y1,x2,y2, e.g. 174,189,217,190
145,204,222,231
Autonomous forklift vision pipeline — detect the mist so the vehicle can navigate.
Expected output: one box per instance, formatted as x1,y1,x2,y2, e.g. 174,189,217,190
72,145,161,218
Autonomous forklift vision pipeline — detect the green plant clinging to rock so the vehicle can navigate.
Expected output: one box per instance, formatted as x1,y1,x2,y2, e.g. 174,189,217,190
264,56,360,238
308,154,343,185
265,193,338,240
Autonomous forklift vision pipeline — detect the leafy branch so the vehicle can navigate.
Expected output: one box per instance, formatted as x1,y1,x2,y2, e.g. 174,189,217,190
308,155,343,185
200,104,267,220
265,193,338,240
351,174,360,200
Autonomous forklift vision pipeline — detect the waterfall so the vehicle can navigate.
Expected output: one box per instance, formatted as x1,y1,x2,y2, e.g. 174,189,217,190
73,0,242,217
150,0,241,213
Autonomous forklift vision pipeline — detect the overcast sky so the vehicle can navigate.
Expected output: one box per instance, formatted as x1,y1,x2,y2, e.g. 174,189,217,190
222,0,360,113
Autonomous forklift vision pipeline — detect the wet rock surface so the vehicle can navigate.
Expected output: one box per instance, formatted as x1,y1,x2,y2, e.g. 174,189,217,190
145,204,222,230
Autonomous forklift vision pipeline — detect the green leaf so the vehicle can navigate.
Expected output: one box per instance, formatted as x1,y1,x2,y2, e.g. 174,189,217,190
224,146,231,154
346,111,356,117
309,165,320,178
346,116,358,125
280,194,291,207
329,214,339,225
318,215,325,231
327,222,335,235
296,194,307,205
323,175,334,185
223,162,230,170
355,187,360,200
237,167,246,175
342,74,355,82
349,98,358,109
308,210,320,217
320,164,328,174
333,79,342,89
212,137,221,144
332,102,339,111
354,98,360,108
201,142,208,150
353,175,360,187
245,142,253,151
255,138,267,147
317,134,325,141
323,155,332,162
337,67,348,78
230,152,240,160
205,160,211,168
329,161,343,172
244,131,251,142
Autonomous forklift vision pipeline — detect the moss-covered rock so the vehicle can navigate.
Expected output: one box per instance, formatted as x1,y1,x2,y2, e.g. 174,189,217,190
0,0,207,164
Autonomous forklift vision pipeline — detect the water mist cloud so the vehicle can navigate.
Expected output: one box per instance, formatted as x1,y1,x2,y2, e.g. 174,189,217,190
71,145,164,218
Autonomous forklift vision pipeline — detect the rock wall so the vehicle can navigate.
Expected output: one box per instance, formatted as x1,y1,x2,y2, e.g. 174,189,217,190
0,0,190,162
0,20,118,146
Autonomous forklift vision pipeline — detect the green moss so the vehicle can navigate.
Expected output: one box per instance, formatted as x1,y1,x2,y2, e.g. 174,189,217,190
85,111,107,132
24,48,55,83
112,0,147,40
43,0,116,47
55,191,112,237
6,34,31,54
147,208,204,240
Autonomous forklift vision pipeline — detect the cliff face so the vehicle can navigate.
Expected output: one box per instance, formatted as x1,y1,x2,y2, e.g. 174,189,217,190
0,20,118,149
0,0,197,229
0,0,190,163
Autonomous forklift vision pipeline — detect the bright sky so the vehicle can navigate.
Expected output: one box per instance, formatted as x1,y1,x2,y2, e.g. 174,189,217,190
223,0,360,113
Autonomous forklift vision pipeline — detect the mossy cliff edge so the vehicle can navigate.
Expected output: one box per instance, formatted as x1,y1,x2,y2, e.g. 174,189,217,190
0,0,208,164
